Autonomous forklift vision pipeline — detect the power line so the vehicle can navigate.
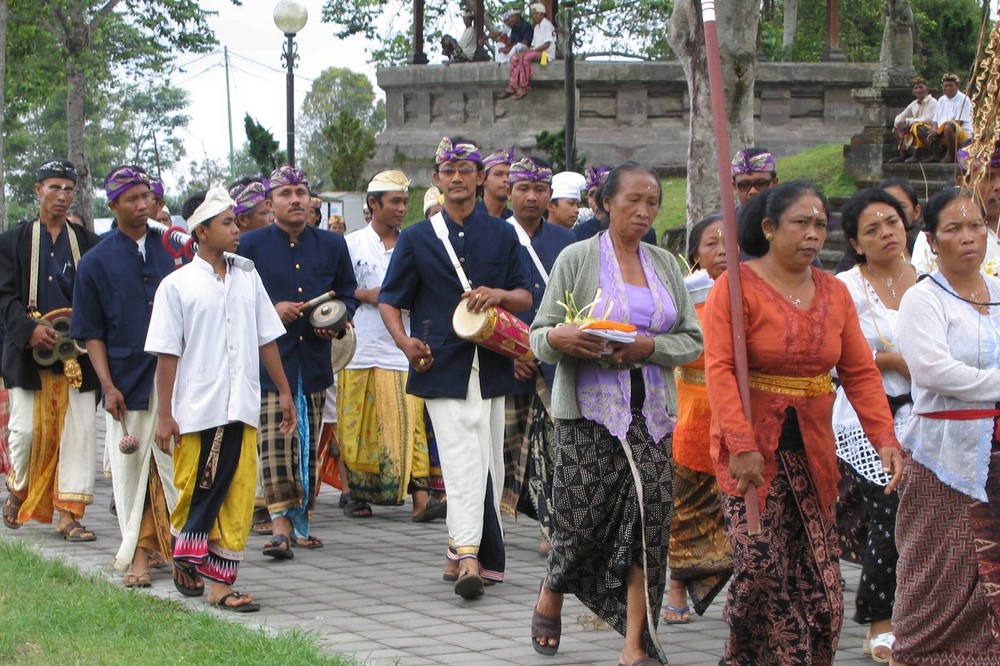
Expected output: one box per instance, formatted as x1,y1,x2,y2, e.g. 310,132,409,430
227,50,315,84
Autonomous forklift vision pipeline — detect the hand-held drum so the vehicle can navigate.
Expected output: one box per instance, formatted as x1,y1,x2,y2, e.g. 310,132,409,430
452,303,534,362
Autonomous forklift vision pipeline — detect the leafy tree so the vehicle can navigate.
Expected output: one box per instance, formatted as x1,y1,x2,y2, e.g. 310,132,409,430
534,128,586,173
322,110,376,190
298,66,384,187
244,114,285,177
112,84,191,180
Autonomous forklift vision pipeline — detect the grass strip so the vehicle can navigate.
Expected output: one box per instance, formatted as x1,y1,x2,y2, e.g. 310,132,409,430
0,541,353,666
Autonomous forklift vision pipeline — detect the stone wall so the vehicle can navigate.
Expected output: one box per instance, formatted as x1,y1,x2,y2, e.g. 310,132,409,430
371,60,877,184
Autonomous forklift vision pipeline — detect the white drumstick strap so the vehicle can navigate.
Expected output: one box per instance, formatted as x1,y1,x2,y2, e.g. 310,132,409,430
508,218,549,285
430,213,473,292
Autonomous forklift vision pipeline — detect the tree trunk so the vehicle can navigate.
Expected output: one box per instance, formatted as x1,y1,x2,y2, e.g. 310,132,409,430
0,0,8,231
66,58,93,231
668,0,759,232
782,0,798,50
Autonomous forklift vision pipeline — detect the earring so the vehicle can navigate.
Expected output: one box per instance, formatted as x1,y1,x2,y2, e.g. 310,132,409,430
765,232,773,241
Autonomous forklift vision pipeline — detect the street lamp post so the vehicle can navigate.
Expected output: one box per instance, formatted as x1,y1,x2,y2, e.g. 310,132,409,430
273,0,309,167
563,1,577,172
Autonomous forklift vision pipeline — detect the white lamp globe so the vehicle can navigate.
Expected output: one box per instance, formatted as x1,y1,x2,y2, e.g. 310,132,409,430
273,0,308,35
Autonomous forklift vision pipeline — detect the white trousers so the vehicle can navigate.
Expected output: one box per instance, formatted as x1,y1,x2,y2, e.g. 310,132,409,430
424,359,504,552
106,387,179,571
7,385,97,505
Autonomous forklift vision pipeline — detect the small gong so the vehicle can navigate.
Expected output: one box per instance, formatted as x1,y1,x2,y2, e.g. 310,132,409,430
309,299,348,333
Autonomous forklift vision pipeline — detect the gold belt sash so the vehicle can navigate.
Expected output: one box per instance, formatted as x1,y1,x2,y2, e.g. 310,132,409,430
748,371,833,397
676,368,706,386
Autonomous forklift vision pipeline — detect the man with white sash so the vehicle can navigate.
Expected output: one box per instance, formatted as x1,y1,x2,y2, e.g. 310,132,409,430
379,137,532,599
71,165,178,586
1,158,100,538
500,158,575,551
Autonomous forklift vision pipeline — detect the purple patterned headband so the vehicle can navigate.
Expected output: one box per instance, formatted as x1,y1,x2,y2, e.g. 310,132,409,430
150,180,164,198
731,150,776,176
266,166,310,193
435,137,482,165
231,181,268,215
585,165,612,191
483,147,514,171
104,166,151,201
508,158,552,184
957,143,1000,173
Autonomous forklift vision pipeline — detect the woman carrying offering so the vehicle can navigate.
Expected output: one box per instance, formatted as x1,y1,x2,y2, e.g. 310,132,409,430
664,214,733,625
892,187,1000,665
834,189,917,662
528,162,702,666
704,181,904,665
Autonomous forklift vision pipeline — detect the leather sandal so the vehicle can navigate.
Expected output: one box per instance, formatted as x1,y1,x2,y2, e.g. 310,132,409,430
3,493,23,529
531,579,561,655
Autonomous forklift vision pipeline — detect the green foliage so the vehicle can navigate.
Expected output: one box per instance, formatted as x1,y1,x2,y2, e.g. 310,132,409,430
244,114,286,178
322,110,377,190
0,541,353,665
534,128,587,173
910,0,984,84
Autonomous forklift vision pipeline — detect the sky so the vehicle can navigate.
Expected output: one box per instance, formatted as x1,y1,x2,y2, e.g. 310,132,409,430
166,0,464,189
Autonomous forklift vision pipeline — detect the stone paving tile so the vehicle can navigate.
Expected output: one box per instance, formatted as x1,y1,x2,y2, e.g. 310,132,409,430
1,421,879,665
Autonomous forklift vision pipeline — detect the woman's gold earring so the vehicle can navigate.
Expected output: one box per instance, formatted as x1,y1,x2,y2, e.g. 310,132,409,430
765,232,774,241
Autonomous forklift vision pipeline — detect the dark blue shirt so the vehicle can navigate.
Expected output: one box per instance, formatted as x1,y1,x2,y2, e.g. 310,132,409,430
510,17,533,46
475,199,513,220
510,219,575,395
378,208,532,400
238,224,359,394
573,216,657,245
70,229,176,410
40,224,76,311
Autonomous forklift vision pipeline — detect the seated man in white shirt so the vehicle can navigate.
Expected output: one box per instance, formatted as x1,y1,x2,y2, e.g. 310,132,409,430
890,76,937,163
502,3,556,100
442,10,478,64
912,72,973,163
145,185,295,612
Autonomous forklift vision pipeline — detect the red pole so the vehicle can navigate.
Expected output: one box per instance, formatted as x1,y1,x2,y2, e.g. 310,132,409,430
701,0,760,535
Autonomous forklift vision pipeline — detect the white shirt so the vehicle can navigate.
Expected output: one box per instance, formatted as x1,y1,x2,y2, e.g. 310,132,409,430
897,271,1000,501
344,223,410,371
932,90,974,137
458,26,477,59
531,18,556,60
893,95,937,127
144,254,285,434
911,226,1000,274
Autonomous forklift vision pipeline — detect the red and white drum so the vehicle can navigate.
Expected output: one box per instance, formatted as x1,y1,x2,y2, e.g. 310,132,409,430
452,304,534,362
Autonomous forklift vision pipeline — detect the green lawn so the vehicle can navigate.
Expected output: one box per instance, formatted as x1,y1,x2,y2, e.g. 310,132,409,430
0,541,353,666
402,143,856,237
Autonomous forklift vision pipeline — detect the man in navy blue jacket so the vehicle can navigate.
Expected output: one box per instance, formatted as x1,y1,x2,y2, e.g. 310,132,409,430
238,166,358,558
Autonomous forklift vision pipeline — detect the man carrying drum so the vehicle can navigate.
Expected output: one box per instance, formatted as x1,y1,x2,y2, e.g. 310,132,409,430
237,165,359,559
0,158,101,538
379,137,532,599
499,158,575,555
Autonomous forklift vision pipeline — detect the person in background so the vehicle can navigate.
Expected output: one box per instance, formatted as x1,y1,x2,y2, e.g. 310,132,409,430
547,171,585,229
665,214,732,626
911,72,973,164
575,165,657,245
889,76,938,163
502,3,555,100
230,181,274,234
477,148,515,220
424,186,443,219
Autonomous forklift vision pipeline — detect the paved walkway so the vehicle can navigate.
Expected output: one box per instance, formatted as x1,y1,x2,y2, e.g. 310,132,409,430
2,424,877,665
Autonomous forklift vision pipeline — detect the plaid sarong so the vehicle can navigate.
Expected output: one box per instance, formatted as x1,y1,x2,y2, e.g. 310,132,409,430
258,389,323,514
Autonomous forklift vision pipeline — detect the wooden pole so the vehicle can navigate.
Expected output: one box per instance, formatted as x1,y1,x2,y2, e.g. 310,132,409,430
701,0,760,535
412,0,429,64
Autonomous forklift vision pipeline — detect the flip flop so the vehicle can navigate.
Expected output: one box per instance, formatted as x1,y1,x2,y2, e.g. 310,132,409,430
123,571,152,588
172,561,205,597
340,492,372,518
412,497,447,523
212,591,260,613
291,534,324,549
454,570,485,599
662,604,691,624
262,534,295,560
531,579,561,655
58,520,96,542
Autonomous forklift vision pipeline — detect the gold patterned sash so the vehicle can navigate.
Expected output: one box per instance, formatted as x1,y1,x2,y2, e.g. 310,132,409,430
676,368,706,386
748,371,834,397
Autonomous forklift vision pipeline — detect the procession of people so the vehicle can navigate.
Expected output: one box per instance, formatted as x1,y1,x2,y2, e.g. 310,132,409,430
2,121,1000,665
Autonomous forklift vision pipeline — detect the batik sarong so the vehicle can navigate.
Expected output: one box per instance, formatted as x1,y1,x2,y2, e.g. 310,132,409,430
893,454,1000,664
721,447,843,666
669,462,732,615
171,422,257,585
547,413,672,662
336,367,428,505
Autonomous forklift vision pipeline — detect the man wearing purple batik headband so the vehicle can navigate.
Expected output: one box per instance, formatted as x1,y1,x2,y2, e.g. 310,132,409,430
105,166,152,203
231,181,273,234
730,148,779,208
478,147,515,220
265,165,310,194
149,180,167,225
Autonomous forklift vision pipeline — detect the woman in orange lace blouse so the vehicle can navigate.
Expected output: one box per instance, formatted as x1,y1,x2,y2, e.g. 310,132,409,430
703,181,905,664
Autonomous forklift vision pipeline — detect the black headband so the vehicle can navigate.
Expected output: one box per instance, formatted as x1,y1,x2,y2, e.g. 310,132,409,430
36,159,78,184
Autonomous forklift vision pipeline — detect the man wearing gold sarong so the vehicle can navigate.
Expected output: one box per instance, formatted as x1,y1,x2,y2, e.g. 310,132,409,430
0,159,100,539
336,171,442,522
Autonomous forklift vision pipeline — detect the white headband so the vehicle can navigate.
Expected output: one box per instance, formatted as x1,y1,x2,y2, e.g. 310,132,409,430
187,183,236,231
